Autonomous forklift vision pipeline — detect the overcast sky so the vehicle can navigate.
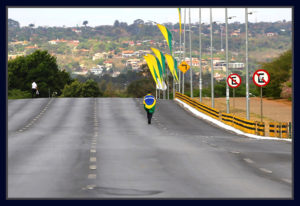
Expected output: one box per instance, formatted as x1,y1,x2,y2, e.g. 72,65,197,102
8,7,292,27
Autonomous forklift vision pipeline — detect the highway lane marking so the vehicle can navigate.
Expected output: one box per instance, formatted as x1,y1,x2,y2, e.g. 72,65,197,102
259,168,273,174
88,174,97,179
90,149,96,153
281,178,292,184
230,151,240,154
90,157,97,162
243,158,254,164
89,165,97,170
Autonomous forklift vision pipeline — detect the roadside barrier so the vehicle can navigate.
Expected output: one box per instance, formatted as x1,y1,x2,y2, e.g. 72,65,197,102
269,122,276,137
175,92,220,120
221,113,234,127
281,122,288,138
232,116,256,134
256,122,265,136
269,122,290,138
175,92,259,135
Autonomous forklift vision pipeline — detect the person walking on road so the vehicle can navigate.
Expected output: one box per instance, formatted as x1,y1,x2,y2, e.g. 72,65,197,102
143,92,156,124
32,81,38,98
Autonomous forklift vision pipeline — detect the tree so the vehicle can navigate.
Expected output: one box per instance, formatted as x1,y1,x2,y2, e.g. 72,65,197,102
8,50,72,97
61,79,102,97
83,20,88,27
260,49,292,98
114,20,120,27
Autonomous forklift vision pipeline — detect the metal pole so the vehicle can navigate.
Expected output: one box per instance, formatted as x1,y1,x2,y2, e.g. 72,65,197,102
225,8,230,113
221,26,223,51
172,24,175,99
189,8,193,98
182,8,186,94
210,8,214,108
245,8,250,119
199,8,202,102
261,86,263,122
179,10,182,93
233,88,235,114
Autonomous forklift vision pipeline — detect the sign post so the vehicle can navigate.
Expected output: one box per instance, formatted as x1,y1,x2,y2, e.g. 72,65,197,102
253,69,270,122
227,73,242,114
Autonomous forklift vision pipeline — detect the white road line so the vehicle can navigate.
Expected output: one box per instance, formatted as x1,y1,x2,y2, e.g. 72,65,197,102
90,149,96,153
230,151,240,154
90,157,96,162
243,158,254,164
86,184,96,190
259,168,273,174
89,165,97,170
88,174,97,179
281,178,292,184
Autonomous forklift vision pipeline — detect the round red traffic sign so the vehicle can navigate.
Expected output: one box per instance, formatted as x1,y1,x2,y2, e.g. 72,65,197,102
227,73,242,88
253,69,270,87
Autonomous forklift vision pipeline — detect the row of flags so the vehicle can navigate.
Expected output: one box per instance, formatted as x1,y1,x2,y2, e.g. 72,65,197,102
144,9,182,90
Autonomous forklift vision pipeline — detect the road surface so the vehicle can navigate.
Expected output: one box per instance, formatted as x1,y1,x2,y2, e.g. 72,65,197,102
8,98,292,198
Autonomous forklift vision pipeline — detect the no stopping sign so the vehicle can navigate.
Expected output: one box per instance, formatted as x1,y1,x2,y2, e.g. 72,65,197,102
227,73,242,88
253,69,270,87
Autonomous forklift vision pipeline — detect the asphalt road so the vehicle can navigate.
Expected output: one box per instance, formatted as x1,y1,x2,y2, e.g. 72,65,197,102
7,98,292,198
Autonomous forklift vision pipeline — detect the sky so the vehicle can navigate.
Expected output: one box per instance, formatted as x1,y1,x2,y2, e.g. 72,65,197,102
8,7,292,27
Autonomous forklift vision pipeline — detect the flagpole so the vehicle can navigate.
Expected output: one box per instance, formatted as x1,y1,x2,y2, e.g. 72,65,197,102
182,8,186,94
189,8,193,98
179,9,182,93
199,8,202,102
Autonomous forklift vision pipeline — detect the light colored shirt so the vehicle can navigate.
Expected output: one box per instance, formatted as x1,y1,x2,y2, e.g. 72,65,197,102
32,82,37,89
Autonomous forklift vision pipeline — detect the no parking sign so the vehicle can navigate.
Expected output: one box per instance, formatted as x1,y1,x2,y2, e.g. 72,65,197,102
253,69,271,122
227,73,242,88
253,69,270,87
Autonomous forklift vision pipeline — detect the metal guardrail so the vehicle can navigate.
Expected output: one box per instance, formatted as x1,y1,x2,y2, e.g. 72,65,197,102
175,92,292,138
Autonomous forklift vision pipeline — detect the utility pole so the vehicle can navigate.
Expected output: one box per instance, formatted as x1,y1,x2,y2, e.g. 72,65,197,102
189,8,193,98
245,8,250,119
210,8,214,108
225,8,230,113
182,8,186,94
179,9,182,93
199,8,202,102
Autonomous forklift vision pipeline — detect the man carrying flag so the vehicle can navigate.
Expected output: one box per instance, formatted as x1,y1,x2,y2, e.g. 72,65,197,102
143,92,156,124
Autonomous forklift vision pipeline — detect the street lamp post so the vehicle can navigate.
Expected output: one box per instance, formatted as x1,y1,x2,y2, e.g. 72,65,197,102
189,8,193,98
210,8,214,108
225,10,236,113
245,8,253,120
199,8,202,102
182,8,186,95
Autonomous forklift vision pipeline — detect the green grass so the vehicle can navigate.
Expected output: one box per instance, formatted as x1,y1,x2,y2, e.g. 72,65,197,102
8,89,31,99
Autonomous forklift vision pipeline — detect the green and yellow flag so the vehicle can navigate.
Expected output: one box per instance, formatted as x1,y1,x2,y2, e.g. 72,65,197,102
143,55,158,85
178,8,182,34
157,24,173,54
151,48,166,76
165,54,179,82
147,54,163,85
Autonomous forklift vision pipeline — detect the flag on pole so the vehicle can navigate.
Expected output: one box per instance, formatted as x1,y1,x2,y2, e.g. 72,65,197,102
151,48,166,76
143,55,158,85
165,54,179,82
157,24,173,54
178,8,182,34
147,54,163,85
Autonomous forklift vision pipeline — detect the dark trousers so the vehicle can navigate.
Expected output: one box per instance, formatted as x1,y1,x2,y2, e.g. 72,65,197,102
147,111,153,124
32,89,36,98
